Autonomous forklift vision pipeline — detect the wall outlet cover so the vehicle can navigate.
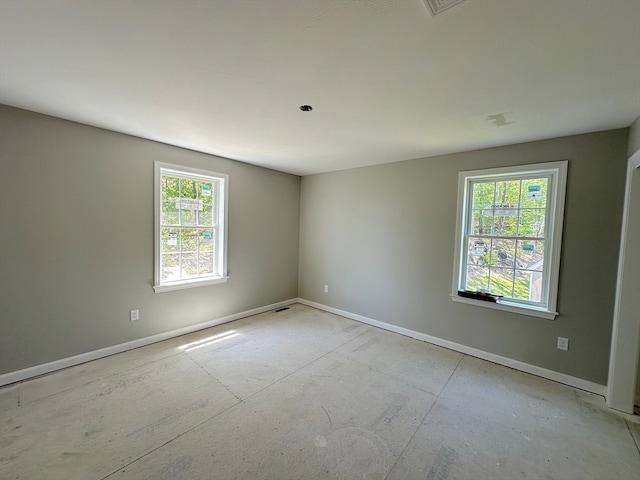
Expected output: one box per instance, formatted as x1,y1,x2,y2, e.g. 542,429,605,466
557,337,569,351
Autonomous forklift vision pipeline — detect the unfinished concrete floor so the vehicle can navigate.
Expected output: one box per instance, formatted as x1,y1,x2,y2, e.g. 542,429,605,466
1,303,638,479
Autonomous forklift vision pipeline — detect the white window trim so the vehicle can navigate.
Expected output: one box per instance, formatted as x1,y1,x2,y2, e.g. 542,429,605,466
153,162,229,293
451,161,568,320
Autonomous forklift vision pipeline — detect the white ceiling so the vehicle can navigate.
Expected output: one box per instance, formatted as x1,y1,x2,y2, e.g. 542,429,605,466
1,0,639,176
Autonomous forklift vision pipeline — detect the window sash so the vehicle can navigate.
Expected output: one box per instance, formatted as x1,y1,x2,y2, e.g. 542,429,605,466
154,163,228,291
159,226,218,282
160,172,219,227
460,174,554,307
452,161,567,318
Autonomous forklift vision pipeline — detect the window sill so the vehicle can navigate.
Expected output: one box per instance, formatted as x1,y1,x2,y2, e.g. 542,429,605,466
450,294,557,320
153,276,228,293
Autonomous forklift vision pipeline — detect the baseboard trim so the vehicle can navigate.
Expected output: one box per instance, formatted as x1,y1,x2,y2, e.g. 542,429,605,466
0,298,297,387
297,298,606,396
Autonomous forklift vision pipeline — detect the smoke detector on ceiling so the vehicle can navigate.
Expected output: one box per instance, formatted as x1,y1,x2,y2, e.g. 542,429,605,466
423,0,466,16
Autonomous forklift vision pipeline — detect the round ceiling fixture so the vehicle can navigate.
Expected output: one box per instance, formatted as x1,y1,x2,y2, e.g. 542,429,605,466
299,105,313,112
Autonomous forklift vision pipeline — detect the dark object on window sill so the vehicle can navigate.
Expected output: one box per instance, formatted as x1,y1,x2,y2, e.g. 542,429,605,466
457,290,503,303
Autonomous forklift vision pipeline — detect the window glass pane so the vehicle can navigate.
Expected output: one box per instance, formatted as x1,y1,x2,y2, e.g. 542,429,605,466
198,229,214,262
490,238,516,268
162,201,179,225
162,175,179,199
495,180,521,204
161,176,179,225
199,228,214,275
161,253,180,281
520,178,548,207
180,177,198,199
466,266,490,292
181,229,197,253
489,267,515,297
201,227,215,275
181,253,198,277
517,240,544,271
199,228,214,248
471,210,493,236
179,203,196,225
199,253,214,275
512,270,543,302
161,228,180,253
512,269,536,300
490,212,518,236
179,178,199,226
199,181,214,226
467,237,490,266
472,181,495,210
476,180,520,237
518,208,545,238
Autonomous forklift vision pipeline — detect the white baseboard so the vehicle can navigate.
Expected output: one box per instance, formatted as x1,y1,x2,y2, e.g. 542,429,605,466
0,298,297,387
297,298,607,397
3,297,609,397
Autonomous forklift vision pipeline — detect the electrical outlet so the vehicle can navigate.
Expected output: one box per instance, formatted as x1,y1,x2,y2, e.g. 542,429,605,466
324,285,329,293
557,336,569,351
130,309,139,321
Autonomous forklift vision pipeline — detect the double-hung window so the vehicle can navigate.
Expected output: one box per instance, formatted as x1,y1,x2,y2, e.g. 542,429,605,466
452,161,568,319
154,162,228,292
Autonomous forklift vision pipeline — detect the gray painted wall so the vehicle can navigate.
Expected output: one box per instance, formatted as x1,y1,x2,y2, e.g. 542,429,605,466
628,116,640,157
0,105,300,375
299,130,629,385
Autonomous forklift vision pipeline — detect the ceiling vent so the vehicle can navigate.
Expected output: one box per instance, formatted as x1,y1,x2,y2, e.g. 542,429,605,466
423,0,466,16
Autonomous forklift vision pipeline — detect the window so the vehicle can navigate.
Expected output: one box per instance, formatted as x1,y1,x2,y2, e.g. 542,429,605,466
154,162,228,292
452,161,568,319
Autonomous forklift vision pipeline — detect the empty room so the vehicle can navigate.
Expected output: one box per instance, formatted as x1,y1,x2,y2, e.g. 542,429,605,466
1,1,639,479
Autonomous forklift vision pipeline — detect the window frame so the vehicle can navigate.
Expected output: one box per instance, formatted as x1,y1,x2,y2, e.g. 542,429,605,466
153,162,229,293
451,161,568,319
